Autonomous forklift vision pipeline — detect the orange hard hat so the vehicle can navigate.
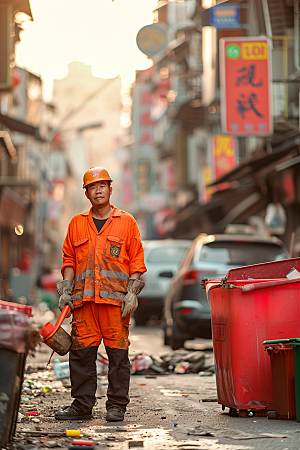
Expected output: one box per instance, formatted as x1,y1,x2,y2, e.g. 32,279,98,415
82,167,112,188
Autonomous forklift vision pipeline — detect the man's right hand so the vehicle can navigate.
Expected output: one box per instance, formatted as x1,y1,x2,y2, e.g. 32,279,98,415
56,279,74,312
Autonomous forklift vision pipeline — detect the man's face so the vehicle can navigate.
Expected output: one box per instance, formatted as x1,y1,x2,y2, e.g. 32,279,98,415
85,181,112,207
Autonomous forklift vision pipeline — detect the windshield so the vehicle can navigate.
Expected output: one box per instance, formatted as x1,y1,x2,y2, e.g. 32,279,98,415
147,247,188,264
199,241,287,266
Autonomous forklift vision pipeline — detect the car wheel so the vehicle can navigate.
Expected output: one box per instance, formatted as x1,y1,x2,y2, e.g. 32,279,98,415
171,337,185,350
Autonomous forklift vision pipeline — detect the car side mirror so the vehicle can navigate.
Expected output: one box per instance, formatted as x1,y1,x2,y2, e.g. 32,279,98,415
159,271,174,278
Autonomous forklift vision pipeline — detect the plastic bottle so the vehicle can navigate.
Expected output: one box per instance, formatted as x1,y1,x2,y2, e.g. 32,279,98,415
54,359,70,380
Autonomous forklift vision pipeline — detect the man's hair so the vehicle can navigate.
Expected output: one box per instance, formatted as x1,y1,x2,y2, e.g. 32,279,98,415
85,180,111,192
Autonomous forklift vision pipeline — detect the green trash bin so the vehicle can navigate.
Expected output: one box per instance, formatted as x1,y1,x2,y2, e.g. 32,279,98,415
288,339,300,422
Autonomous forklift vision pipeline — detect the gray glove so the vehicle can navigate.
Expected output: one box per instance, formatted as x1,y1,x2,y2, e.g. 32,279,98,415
121,278,145,319
56,279,74,312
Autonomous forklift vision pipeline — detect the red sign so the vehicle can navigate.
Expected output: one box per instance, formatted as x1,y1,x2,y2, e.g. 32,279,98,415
212,135,237,180
220,37,272,135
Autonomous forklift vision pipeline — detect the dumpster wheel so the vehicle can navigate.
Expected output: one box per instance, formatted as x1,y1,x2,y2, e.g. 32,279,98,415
228,408,267,417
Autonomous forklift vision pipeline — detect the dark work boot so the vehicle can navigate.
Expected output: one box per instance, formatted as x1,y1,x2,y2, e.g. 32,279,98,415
106,406,125,422
55,404,93,420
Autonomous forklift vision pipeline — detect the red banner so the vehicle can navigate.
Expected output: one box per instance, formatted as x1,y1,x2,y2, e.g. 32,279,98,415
220,37,272,135
212,135,237,180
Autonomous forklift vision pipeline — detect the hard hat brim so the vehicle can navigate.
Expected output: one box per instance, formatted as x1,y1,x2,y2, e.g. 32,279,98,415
83,178,113,188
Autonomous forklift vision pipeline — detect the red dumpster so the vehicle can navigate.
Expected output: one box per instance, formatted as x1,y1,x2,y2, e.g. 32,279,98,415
209,278,300,414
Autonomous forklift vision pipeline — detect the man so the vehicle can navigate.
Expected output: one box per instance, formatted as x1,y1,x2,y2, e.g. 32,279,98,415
55,167,146,422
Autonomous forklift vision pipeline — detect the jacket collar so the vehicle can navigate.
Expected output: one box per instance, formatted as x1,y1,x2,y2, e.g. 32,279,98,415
81,205,122,218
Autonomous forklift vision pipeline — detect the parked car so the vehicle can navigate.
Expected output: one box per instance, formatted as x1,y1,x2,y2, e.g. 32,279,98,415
164,233,289,349
134,239,192,325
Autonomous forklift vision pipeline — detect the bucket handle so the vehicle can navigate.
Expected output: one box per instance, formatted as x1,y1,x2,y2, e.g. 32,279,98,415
52,305,71,335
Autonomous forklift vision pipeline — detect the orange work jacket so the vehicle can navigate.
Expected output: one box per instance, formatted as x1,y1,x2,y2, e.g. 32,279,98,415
61,205,147,309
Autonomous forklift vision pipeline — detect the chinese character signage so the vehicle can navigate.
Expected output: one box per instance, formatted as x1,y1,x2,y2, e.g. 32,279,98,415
212,135,237,180
220,37,272,135
209,5,240,29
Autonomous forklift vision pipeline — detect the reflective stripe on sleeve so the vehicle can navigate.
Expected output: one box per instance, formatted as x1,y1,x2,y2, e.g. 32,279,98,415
100,290,125,301
74,270,95,284
100,270,129,280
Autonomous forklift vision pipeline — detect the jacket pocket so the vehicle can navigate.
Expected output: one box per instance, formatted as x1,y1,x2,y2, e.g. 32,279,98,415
105,235,125,263
74,237,89,263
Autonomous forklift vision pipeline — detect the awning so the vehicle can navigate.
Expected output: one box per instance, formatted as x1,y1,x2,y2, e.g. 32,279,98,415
173,100,205,131
209,133,300,186
0,0,33,19
152,38,190,67
0,114,42,140
0,131,18,161
0,176,36,189
167,185,261,238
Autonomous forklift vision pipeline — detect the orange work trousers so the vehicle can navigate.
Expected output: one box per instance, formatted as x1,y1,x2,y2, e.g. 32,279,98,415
70,302,130,351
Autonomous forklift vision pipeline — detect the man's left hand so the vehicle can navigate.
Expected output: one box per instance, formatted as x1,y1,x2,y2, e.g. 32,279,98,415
121,278,145,318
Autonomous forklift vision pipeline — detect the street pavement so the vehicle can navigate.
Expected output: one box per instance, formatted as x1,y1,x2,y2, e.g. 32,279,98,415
14,322,300,450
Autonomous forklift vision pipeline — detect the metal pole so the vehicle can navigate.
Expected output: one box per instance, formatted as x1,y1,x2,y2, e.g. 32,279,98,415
283,37,288,125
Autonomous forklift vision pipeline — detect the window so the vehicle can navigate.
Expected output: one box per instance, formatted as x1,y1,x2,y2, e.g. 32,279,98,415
147,246,188,264
199,241,287,266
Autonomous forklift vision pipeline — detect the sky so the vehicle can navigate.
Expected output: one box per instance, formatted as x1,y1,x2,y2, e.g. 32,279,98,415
15,0,158,100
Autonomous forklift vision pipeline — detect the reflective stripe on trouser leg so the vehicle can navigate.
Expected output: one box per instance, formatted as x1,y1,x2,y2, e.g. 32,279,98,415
69,346,98,412
105,346,130,412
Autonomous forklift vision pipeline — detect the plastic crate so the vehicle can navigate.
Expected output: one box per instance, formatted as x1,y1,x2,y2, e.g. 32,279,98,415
0,300,32,317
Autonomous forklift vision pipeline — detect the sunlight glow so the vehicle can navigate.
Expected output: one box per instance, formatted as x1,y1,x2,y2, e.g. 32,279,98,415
15,0,157,100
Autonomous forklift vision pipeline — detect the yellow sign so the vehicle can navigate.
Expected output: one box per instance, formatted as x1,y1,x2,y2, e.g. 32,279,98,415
214,135,235,158
242,42,267,60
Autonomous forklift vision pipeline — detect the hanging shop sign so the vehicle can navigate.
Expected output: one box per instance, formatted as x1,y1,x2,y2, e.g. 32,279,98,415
210,4,240,29
220,37,272,135
136,23,168,56
212,135,237,180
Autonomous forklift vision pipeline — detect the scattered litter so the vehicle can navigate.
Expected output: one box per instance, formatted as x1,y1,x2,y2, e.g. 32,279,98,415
130,349,209,375
286,268,300,279
97,353,109,375
65,430,81,437
43,386,52,392
201,398,218,402
32,418,40,423
131,354,153,373
128,441,144,447
69,446,94,450
187,426,292,440
18,412,25,422
223,431,292,440
17,445,39,450
46,441,59,448
54,359,70,380
174,362,190,374
188,427,216,437
174,423,177,427
198,371,213,377
140,383,146,386
26,411,39,416
72,440,93,446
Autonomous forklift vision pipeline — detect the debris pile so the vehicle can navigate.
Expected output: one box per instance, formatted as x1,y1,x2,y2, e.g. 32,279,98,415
130,349,214,375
